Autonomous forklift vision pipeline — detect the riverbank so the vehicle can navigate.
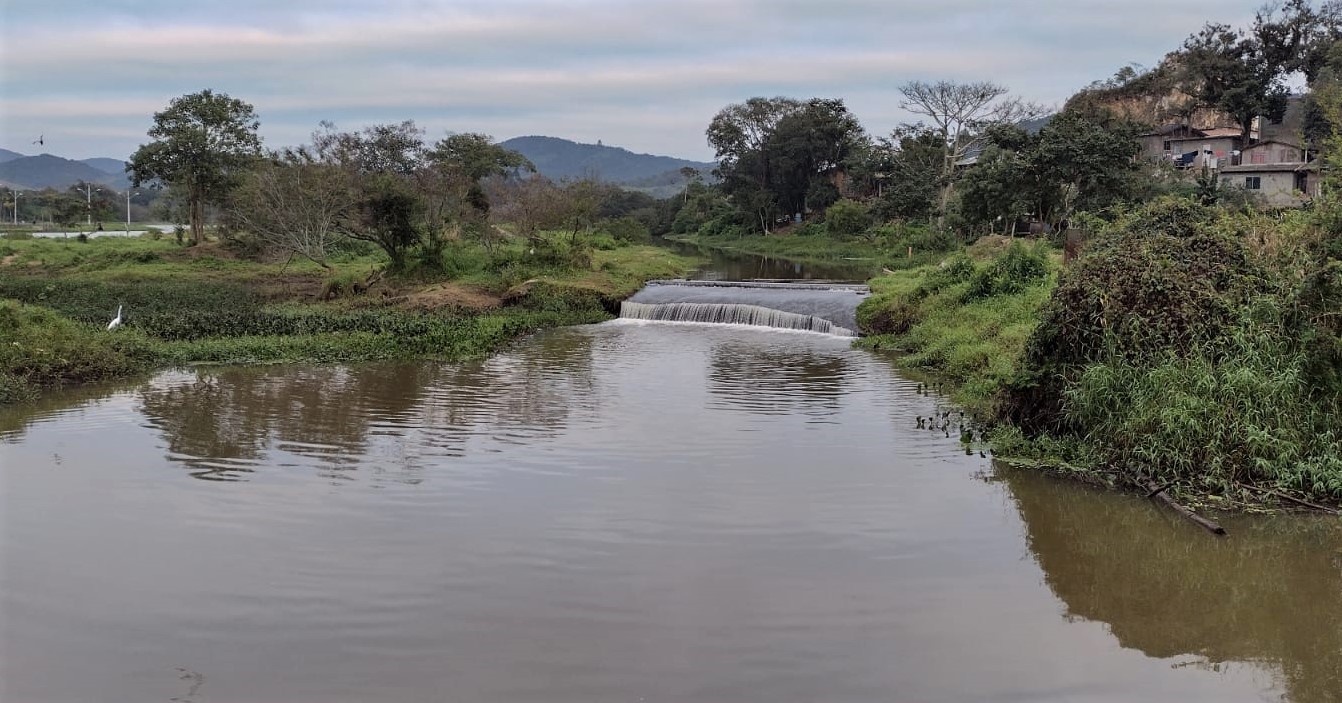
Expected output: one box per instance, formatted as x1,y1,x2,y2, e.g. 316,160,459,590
0,234,699,404
853,199,1342,513
667,221,957,273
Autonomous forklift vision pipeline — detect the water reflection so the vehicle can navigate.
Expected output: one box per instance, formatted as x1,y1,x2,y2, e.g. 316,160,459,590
1003,468,1342,703
130,330,597,483
706,341,849,417
2,323,1339,703
660,239,878,282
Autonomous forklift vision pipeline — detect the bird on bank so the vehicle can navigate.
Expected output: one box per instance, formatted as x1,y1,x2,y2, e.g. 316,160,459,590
107,305,123,331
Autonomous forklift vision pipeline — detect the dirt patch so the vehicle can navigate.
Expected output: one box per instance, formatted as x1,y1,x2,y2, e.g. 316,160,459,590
403,283,502,311
0,254,18,267
966,234,1031,260
160,243,243,262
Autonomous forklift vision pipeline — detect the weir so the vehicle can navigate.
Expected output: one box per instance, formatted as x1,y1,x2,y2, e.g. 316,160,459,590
620,280,870,336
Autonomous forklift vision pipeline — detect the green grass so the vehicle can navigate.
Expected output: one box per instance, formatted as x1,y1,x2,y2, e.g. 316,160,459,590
855,241,1058,414
0,230,701,405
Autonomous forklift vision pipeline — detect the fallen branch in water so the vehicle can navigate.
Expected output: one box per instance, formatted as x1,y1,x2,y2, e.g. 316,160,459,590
1238,482,1341,515
1139,477,1227,536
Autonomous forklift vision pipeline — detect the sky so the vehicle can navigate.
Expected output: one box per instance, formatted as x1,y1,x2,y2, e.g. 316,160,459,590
1,0,1263,162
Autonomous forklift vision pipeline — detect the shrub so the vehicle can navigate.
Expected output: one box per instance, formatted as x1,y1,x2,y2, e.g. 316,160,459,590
604,216,651,244
964,241,1050,300
824,199,871,238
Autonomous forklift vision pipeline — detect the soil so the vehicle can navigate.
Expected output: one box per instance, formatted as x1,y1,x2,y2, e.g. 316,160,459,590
403,283,502,311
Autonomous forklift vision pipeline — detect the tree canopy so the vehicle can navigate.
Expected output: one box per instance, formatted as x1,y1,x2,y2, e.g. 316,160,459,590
128,89,262,244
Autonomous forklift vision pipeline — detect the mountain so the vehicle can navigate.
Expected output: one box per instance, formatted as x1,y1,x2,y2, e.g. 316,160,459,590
499,136,715,188
81,157,129,177
0,149,24,164
0,154,131,190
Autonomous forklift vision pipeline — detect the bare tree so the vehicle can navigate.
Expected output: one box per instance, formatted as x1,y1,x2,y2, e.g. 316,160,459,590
232,152,354,268
491,175,566,244
899,80,1046,221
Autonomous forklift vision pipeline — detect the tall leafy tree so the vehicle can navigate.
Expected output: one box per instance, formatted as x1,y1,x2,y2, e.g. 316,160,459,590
706,97,865,233
866,125,945,220
1179,23,1289,144
707,97,803,233
306,121,431,270
128,89,262,244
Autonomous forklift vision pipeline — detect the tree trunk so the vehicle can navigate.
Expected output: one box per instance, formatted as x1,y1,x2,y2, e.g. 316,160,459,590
190,185,204,245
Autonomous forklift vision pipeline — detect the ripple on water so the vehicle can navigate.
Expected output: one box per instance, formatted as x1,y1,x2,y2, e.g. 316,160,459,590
0,323,1325,703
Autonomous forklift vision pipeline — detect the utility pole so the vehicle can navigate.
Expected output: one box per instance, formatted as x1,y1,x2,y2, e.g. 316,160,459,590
125,190,140,236
81,183,103,226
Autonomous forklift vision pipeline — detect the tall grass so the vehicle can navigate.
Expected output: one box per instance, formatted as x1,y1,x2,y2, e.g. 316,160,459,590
856,241,1057,412
1062,313,1342,501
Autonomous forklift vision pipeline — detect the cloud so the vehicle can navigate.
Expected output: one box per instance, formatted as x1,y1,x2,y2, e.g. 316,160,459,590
1,0,1268,160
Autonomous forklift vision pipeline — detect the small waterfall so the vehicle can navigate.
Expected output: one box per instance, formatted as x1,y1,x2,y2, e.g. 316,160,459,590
619,280,869,336
620,301,857,337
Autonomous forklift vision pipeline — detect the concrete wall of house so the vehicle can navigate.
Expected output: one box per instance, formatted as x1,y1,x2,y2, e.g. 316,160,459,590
1241,142,1303,165
1168,137,1239,168
1139,135,1167,161
1223,171,1306,207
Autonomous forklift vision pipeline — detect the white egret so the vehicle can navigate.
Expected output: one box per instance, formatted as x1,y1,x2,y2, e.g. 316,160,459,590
107,305,123,331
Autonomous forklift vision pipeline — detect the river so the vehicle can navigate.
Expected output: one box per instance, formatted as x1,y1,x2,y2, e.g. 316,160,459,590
1,256,1340,702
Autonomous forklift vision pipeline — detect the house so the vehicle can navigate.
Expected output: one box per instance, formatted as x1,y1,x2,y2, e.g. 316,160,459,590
1139,125,1243,169
1218,139,1320,207
1138,124,1202,162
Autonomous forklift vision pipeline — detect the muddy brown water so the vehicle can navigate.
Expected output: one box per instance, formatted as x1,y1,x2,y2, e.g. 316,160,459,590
2,322,1340,703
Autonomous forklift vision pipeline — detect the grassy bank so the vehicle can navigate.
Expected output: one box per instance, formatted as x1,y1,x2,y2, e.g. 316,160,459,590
670,220,959,272
0,233,698,404
855,238,1058,414
854,200,1342,511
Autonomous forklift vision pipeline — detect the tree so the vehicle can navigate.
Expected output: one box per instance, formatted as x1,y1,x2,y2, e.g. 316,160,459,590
128,90,262,244
679,166,702,204
425,133,533,250
706,97,866,233
867,124,945,221
231,151,353,268
305,121,433,270
898,80,1045,222
352,173,423,271
492,175,566,243
956,145,1030,235
1178,23,1289,144
1024,111,1142,228
707,97,803,233
957,111,1141,233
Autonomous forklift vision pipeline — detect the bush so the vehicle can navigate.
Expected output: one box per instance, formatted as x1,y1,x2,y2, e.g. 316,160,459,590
1004,203,1270,434
603,216,651,244
964,241,1050,300
0,300,156,400
824,199,871,238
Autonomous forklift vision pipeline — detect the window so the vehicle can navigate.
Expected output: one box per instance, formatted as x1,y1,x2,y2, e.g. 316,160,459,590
1163,140,1171,151
1245,176,1262,190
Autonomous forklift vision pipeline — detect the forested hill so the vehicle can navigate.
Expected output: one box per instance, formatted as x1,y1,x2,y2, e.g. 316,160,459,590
0,153,130,190
499,136,715,186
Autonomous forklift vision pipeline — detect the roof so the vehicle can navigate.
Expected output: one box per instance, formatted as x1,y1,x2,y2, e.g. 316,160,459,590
1168,133,1238,144
1244,138,1304,150
1141,124,1203,138
1219,162,1317,173
1200,128,1243,138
